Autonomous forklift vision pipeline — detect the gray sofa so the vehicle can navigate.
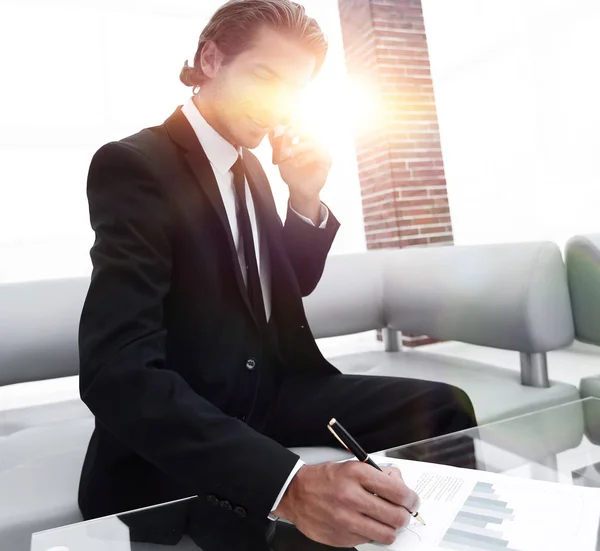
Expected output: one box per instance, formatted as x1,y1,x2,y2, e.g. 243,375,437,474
566,233,600,349
0,241,584,549
565,234,600,442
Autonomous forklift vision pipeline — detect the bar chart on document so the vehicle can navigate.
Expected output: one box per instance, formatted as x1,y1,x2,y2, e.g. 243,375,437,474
438,480,558,551
374,458,600,551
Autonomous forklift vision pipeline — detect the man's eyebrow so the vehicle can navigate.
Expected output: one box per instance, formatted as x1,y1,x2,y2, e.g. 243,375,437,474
254,63,282,79
254,63,306,88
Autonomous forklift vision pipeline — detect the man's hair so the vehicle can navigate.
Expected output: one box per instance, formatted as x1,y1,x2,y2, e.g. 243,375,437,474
180,0,328,88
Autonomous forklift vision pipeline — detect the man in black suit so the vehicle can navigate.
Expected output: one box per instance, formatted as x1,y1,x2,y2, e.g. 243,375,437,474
78,0,477,547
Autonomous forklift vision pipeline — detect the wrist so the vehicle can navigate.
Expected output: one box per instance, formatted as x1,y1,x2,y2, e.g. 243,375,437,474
290,194,321,224
272,464,306,521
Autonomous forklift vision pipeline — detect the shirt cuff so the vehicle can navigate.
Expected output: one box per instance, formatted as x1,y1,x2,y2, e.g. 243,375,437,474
290,202,329,229
268,459,305,520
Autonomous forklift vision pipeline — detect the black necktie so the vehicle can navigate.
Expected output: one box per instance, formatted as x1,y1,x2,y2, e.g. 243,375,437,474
231,155,268,330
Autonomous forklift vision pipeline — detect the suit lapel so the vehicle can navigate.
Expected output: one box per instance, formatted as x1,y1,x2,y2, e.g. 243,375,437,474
164,106,255,322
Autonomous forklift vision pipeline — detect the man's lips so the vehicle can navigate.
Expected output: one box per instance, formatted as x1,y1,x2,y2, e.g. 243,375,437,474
248,115,271,131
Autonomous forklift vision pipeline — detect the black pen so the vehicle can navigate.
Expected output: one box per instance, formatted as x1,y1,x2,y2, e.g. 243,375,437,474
328,418,426,526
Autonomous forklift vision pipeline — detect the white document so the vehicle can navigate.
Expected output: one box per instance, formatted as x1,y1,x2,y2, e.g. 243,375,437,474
360,457,600,551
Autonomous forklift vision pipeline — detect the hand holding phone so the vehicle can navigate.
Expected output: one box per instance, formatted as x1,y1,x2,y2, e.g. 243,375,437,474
270,125,294,165
268,124,333,222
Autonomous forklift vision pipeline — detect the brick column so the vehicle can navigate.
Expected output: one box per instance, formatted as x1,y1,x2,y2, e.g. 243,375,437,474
338,0,450,346
337,0,452,250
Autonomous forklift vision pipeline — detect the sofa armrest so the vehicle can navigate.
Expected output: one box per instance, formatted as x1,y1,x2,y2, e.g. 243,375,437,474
303,251,387,338
565,234,600,346
578,378,600,444
383,241,574,353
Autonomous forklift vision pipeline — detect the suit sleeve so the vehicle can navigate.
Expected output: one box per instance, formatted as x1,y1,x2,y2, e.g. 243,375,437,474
282,202,340,296
79,141,299,520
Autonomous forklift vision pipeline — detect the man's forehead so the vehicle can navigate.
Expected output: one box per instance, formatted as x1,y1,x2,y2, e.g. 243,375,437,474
241,27,316,84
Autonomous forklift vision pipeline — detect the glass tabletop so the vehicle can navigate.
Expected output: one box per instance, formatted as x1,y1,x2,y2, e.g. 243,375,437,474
31,398,600,551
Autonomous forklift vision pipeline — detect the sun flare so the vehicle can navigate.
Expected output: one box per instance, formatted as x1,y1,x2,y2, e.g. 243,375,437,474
295,73,382,141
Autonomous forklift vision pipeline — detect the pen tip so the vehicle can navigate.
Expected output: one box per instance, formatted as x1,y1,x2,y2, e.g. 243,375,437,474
415,514,426,525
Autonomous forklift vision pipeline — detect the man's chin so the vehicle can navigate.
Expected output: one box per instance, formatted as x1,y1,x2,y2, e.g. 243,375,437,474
238,132,267,150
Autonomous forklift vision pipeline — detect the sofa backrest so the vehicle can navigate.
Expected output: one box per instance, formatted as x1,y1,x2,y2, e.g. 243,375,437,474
565,234,600,346
0,241,575,386
304,242,574,353
300,251,388,338
0,278,89,387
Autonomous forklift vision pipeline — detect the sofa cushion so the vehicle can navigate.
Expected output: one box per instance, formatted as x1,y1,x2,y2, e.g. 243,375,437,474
0,398,91,437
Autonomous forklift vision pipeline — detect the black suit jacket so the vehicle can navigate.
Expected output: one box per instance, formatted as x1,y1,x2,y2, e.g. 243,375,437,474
116,495,354,551
78,105,340,523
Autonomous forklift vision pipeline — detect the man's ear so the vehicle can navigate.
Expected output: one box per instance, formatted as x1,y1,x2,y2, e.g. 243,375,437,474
200,41,225,79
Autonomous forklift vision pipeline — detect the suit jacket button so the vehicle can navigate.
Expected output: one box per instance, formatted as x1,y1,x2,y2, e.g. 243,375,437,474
207,495,219,506
234,506,247,518
245,358,256,370
220,500,232,511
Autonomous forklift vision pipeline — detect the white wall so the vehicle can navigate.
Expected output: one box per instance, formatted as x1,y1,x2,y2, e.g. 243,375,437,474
422,0,600,249
0,0,366,283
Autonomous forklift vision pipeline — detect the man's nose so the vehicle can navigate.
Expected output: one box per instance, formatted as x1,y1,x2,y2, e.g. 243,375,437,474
263,93,298,126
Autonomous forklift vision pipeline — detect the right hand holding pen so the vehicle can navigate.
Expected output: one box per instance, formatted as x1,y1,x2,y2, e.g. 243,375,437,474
272,461,420,547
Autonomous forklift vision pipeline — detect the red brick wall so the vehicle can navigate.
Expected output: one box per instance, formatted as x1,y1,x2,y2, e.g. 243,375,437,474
337,0,453,251
338,0,451,346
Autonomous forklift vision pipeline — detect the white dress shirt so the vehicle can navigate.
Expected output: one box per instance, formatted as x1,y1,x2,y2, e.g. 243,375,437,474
181,97,326,516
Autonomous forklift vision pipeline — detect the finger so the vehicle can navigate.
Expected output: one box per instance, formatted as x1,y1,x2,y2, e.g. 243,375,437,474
288,131,328,154
349,512,398,546
278,147,294,163
291,151,327,168
338,532,371,548
280,152,331,175
294,147,333,168
381,466,404,481
284,125,313,142
290,139,320,157
356,491,412,529
361,468,420,512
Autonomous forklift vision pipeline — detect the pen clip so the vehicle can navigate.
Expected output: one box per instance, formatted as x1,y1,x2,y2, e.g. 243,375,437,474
327,423,352,454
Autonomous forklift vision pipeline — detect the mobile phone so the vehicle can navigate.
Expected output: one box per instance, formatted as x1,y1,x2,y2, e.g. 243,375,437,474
271,125,293,165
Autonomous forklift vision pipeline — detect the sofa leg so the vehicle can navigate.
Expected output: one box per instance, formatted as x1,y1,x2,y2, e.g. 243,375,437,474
383,328,400,352
520,352,550,388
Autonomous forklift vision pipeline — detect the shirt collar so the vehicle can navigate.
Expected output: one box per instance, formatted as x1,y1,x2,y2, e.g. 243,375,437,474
181,97,241,175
